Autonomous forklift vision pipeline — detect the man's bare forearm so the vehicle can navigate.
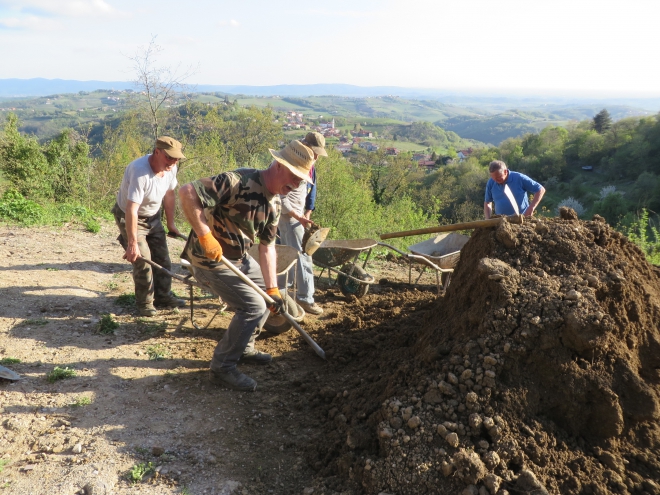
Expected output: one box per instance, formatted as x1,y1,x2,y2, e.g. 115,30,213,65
259,243,278,289
178,184,211,237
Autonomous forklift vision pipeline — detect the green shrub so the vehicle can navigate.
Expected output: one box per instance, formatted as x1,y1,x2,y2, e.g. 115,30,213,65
98,314,119,334
0,357,20,365
625,209,660,265
47,366,76,383
0,189,44,224
85,219,101,233
126,462,154,484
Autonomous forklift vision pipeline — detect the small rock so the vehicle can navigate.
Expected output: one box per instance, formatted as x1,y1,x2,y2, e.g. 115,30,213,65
469,414,482,429
152,446,165,457
565,290,582,301
482,451,501,469
445,432,460,448
462,485,479,495
83,481,108,495
441,460,454,476
407,416,422,429
484,473,502,494
466,392,478,403
513,469,550,495
303,488,314,495
72,443,83,454
378,427,393,439
437,424,448,436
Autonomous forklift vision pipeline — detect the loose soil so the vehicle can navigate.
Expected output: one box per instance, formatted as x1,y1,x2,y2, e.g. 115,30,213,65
1,211,660,495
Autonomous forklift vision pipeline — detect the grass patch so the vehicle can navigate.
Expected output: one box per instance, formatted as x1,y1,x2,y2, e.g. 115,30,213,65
105,280,118,291
98,313,119,334
146,344,170,361
47,366,76,383
115,293,136,307
0,459,10,473
126,462,154,484
85,219,101,233
0,357,20,365
138,319,168,334
21,318,49,326
70,396,92,407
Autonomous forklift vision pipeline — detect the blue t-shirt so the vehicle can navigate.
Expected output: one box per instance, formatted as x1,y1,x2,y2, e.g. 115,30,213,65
484,171,542,216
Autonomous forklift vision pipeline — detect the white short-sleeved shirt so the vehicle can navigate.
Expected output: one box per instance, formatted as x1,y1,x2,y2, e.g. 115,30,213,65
116,155,178,218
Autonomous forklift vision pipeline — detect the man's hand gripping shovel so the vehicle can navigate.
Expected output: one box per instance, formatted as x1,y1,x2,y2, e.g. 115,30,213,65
141,231,326,359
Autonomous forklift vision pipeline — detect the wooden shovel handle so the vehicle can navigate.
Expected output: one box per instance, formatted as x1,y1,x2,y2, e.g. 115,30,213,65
379,215,523,240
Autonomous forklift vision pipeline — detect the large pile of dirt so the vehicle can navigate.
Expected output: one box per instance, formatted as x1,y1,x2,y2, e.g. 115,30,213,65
306,210,660,495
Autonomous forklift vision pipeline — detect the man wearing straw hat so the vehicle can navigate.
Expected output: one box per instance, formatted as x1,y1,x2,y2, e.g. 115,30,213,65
178,140,315,391
278,132,327,315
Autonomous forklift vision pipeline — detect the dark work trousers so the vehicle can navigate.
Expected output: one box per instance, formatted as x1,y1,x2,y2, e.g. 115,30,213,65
112,203,172,306
190,255,270,372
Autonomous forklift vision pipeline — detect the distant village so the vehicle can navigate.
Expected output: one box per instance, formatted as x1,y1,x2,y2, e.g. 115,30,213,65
282,110,474,170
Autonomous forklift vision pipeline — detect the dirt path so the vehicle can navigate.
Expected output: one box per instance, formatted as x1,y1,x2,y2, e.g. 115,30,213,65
0,222,433,495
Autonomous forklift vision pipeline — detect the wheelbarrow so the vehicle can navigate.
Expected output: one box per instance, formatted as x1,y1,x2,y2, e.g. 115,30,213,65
311,239,377,298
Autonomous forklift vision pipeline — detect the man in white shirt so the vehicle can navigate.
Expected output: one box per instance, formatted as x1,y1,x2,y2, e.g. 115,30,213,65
112,136,186,316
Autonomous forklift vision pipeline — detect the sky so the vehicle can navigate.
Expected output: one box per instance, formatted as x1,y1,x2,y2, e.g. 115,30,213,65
1,0,659,97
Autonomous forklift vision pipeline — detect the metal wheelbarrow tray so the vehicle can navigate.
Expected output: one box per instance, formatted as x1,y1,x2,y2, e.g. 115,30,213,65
311,239,377,298
378,232,469,293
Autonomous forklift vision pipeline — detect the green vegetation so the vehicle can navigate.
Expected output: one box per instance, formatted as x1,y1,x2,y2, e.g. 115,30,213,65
98,313,120,334
70,396,92,407
0,357,20,365
625,210,660,265
1,71,658,269
126,462,154,484
20,318,49,326
115,293,136,307
146,344,170,361
0,459,10,473
47,366,76,383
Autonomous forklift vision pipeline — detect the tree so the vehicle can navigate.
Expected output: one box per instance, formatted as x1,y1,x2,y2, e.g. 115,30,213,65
128,36,197,140
0,113,52,200
221,106,282,166
593,109,612,134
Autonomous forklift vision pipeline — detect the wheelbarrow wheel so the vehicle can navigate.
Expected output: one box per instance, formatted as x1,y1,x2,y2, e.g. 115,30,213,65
263,294,303,334
337,263,370,298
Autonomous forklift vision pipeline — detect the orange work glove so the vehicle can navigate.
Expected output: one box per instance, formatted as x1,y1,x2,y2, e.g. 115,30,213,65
198,231,223,261
266,287,285,314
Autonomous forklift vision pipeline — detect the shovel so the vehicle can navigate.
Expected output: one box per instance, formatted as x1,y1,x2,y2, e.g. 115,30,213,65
380,214,524,240
150,232,327,359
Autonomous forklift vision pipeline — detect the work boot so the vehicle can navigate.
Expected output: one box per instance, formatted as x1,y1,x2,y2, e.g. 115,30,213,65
297,299,323,315
138,303,157,317
154,293,187,308
209,368,257,392
238,350,272,365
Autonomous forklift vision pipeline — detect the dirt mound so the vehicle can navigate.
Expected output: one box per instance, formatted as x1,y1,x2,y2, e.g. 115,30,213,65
307,213,660,494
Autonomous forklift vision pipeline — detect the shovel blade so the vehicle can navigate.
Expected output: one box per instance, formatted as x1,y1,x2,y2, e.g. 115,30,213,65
303,227,329,255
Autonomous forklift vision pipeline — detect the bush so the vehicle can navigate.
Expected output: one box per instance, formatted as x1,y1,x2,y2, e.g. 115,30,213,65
592,192,628,225
0,189,44,224
624,209,660,265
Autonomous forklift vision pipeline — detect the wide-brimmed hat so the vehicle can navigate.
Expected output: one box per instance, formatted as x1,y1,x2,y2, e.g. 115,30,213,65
155,136,186,159
269,140,315,184
303,132,328,157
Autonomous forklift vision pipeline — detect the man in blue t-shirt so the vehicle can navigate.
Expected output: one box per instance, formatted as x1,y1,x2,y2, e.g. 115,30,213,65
484,160,545,219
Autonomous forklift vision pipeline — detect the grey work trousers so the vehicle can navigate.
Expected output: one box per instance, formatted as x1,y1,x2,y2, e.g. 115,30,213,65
112,203,172,306
190,255,270,372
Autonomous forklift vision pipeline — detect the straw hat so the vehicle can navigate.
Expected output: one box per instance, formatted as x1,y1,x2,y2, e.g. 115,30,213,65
269,140,315,184
303,132,328,157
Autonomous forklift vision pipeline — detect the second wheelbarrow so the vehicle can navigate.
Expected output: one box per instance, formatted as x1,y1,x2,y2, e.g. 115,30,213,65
311,239,377,298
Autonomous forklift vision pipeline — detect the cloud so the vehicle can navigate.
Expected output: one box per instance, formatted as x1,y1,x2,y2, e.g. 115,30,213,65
0,0,128,18
0,14,58,30
217,19,239,28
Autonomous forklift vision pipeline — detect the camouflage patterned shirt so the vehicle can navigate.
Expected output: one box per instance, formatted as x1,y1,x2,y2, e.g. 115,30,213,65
182,169,281,268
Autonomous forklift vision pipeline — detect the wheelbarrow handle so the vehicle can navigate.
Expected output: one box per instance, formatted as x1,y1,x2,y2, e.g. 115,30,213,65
218,255,326,360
